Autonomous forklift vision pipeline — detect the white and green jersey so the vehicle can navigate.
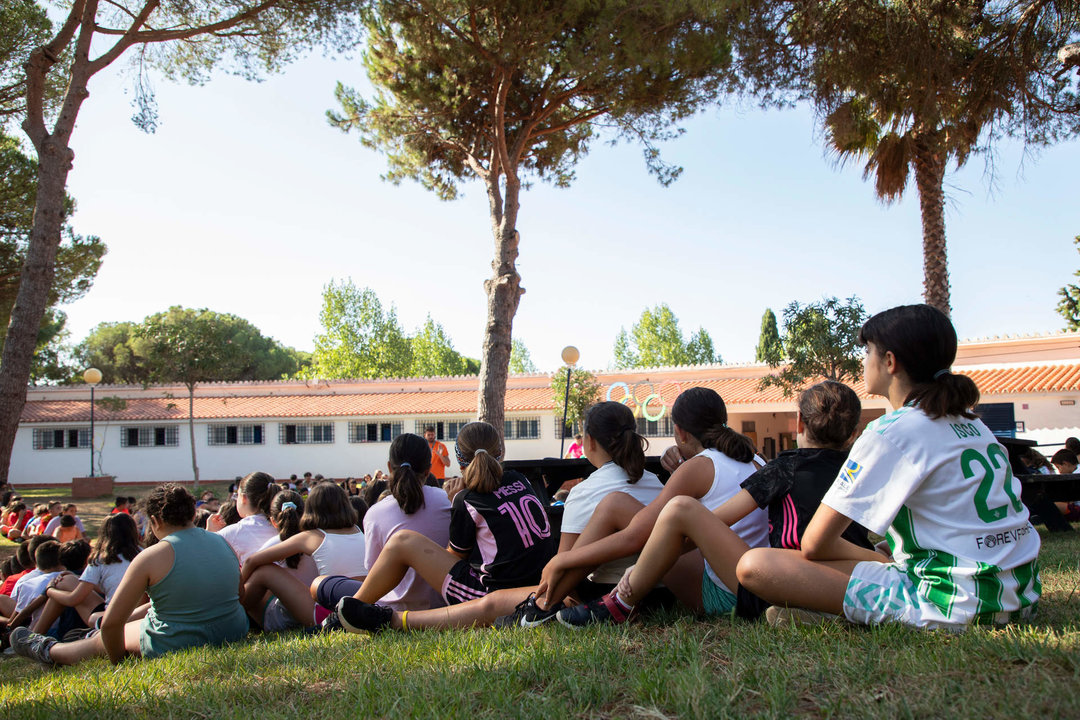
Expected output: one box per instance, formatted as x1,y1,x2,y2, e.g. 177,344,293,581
823,406,1041,625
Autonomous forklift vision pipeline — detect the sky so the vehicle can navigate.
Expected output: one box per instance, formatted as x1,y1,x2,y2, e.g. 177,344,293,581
47,47,1080,374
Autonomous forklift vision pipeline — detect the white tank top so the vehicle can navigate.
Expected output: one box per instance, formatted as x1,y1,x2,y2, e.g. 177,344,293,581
311,527,367,577
695,448,770,587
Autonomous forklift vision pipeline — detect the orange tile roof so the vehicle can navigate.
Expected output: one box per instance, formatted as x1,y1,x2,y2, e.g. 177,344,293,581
18,363,1080,424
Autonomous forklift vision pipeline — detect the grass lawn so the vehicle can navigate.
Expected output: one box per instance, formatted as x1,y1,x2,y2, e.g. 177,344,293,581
1,526,1077,719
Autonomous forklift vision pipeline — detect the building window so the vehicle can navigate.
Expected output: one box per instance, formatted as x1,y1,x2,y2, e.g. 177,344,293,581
32,427,90,450
279,423,334,445
636,416,674,438
349,421,403,443
413,419,471,441
121,426,179,448
208,424,264,446
504,417,540,440
554,420,584,440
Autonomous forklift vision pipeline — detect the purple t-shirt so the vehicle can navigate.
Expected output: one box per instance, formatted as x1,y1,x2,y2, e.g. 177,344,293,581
363,485,451,611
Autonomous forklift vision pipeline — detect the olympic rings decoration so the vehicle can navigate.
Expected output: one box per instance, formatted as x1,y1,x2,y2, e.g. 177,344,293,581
604,379,686,422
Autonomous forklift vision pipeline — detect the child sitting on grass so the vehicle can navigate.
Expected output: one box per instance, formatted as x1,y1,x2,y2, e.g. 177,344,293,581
736,304,1041,629
12,483,249,666
557,380,872,627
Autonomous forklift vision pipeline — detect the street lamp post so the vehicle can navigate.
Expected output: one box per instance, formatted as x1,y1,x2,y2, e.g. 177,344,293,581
559,346,580,458
83,368,102,477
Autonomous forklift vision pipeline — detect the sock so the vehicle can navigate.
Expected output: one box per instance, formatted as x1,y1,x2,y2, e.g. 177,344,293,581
611,590,634,614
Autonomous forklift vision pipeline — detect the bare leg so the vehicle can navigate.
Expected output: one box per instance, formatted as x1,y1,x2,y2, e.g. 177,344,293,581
384,586,537,630
0,594,13,617
619,496,749,610
48,618,142,666
246,565,315,626
735,548,859,615
355,530,458,604
31,577,103,633
539,491,645,609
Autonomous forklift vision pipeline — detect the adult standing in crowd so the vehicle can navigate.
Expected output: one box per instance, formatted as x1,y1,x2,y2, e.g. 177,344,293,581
425,426,451,482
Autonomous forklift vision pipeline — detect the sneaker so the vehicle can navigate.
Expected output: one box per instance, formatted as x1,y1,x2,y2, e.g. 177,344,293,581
319,610,344,633
556,592,632,629
493,593,563,628
336,597,394,634
10,627,56,664
764,606,843,628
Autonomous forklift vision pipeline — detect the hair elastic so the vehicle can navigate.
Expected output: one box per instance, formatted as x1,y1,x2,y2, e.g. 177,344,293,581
933,369,952,380
280,501,297,511
399,462,412,468
474,448,488,455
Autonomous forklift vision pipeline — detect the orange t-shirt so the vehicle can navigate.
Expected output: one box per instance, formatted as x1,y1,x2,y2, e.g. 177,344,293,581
55,525,81,543
429,440,449,479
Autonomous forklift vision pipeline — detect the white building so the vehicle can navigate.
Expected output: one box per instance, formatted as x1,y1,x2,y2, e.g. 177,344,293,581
12,333,1080,486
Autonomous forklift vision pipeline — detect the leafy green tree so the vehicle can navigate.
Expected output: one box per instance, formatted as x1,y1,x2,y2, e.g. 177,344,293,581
410,316,476,377
795,1,1080,316
1057,236,1080,330
755,308,783,364
0,130,105,384
330,0,737,434
552,366,602,439
509,339,537,375
761,297,868,397
73,321,151,386
612,304,721,369
0,0,360,483
306,280,412,380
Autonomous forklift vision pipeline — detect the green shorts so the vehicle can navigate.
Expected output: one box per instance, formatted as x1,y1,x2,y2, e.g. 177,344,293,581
701,571,737,616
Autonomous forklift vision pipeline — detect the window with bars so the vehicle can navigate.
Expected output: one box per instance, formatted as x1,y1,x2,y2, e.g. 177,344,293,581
412,419,471,441
554,420,584,440
121,426,179,448
504,417,540,440
349,421,404,443
278,423,334,445
32,427,91,450
208,424,264,446
636,416,674,438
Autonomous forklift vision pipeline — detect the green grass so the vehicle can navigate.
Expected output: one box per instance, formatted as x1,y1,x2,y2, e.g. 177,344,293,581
2,530,1079,719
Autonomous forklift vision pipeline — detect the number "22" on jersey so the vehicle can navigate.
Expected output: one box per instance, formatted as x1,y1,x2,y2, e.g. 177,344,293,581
961,443,1023,524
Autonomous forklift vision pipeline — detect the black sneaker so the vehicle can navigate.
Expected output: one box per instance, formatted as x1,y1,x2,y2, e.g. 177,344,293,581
493,593,563,628
556,592,632,629
319,610,344,633
10,627,56,664
336,597,394,634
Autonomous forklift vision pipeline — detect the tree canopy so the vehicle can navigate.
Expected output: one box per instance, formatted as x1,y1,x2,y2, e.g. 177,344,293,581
330,0,739,434
551,366,602,437
1058,236,1080,331
755,308,782,364
76,308,308,386
760,296,867,397
509,339,537,374
306,280,479,380
613,304,720,369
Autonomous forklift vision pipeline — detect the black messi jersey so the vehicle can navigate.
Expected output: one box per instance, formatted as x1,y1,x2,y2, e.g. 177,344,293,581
449,470,556,590
741,448,873,551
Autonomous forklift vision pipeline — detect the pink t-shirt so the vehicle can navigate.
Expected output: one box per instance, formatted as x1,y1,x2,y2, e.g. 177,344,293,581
363,485,451,611
567,442,584,459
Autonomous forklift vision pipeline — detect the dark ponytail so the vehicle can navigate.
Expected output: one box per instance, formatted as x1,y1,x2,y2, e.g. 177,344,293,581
239,471,282,518
671,387,755,463
858,304,979,419
583,401,647,483
797,381,862,449
270,490,304,569
145,483,196,527
387,434,432,515
455,422,503,494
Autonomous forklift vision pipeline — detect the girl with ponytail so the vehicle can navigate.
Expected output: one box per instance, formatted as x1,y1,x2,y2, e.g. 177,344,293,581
737,305,1041,630
531,389,769,623
240,484,364,631
312,433,451,615
334,422,557,633
214,471,282,565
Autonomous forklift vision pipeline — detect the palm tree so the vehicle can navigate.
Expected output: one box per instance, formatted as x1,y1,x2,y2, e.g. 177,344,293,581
797,0,1079,316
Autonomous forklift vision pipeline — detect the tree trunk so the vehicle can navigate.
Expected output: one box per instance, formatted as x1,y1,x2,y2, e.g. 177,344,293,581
477,177,524,437
0,141,74,484
188,385,199,489
913,140,951,316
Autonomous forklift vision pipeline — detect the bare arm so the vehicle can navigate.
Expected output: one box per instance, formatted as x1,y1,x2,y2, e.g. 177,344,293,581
241,531,321,582
800,504,886,563
100,549,159,664
45,576,94,607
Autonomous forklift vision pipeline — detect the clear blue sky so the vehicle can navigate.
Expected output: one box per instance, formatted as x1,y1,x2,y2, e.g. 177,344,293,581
56,51,1079,373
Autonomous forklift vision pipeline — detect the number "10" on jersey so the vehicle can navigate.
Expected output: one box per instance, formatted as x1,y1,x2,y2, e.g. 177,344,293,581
498,496,553,547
